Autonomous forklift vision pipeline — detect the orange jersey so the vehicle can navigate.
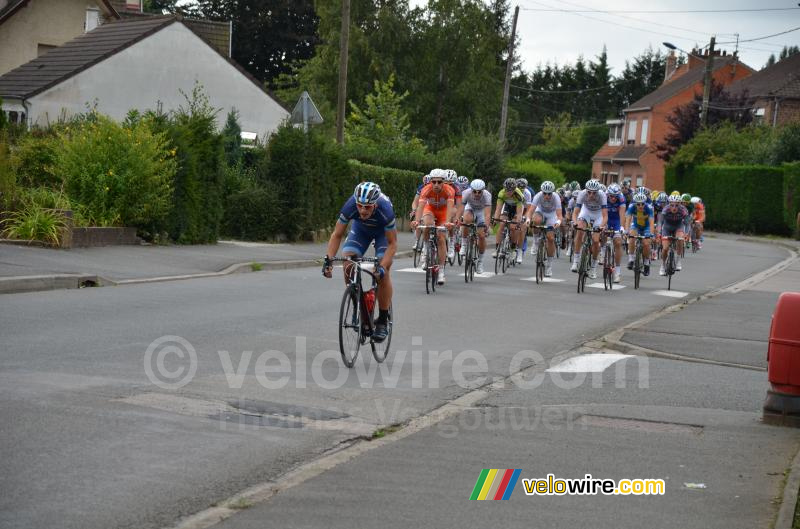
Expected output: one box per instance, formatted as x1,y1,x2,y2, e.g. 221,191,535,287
419,183,455,210
693,203,705,222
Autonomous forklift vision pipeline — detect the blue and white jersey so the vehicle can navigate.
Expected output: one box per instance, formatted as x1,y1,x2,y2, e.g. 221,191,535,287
605,193,626,226
338,195,396,232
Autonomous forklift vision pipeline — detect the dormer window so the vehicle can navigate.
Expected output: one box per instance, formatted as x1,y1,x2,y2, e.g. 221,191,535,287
607,119,623,146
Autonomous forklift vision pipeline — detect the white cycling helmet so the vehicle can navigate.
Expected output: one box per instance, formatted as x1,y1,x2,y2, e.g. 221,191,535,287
608,183,621,195
633,192,647,203
445,169,457,182
599,184,607,193
585,179,601,191
470,179,486,191
540,180,556,193
667,194,682,203
423,174,431,184
691,196,701,204
354,182,382,205
457,175,469,186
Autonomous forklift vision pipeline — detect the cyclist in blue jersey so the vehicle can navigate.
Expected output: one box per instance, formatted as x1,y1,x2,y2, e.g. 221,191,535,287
624,192,655,276
658,195,689,275
605,183,626,283
324,182,397,342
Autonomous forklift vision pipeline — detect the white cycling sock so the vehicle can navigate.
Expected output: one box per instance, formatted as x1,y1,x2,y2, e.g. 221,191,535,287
461,236,468,248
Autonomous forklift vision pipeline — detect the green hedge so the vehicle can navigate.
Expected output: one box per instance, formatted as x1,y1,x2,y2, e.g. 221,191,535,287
222,189,281,241
784,162,800,238
263,126,353,241
665,164,788,234
504,158,565,190
348,160,420,218
552,161,591,183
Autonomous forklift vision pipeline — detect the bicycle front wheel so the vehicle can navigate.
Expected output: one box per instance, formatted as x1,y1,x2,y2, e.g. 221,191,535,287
338,285,362,368
371,304,393,363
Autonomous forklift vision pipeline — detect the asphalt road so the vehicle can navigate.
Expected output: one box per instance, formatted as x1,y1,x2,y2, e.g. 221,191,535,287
0,233,795,529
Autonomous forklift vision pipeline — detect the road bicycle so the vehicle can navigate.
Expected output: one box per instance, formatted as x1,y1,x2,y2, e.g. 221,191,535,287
421,225,449,294
663,235,680,291
600,228,617,291
531,224,553,284
331,256,392,368
492,218,521,275
564,222,575,261
412,225,424,268
629,234,649,290
462,222,482,283
574,225,600,294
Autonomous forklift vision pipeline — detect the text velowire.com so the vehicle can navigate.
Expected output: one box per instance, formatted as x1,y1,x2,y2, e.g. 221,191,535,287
523,474,666,496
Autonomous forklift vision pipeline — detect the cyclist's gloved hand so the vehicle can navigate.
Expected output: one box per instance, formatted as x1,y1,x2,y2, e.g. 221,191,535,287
377,266,386,280
322,256,333,278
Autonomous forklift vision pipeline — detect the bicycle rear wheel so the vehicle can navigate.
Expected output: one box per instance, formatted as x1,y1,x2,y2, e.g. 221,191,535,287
338,285,362,368
425,242,433,294
667,249,675,290
634,245,642,290
370,304,392,363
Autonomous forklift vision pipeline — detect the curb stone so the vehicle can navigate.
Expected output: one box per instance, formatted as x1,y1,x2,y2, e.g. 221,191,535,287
0,250,415,295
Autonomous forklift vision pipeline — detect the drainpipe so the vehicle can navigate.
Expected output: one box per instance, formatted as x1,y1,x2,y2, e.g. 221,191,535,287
21,97,31,129
773,97,780,128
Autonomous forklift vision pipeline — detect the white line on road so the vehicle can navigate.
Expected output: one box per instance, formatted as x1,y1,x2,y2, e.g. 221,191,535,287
396,267,426,273
520,277,565,283
652,289,689,298
546,353,633,373
587,282,627,290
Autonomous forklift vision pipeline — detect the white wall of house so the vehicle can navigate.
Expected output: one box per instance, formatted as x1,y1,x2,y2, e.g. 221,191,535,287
0,0,113,75
26,22,289,139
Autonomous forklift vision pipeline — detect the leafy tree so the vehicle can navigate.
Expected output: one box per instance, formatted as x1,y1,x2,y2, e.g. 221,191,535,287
180,0,319,87
346,73,424,153
656,81,754,161
142,0,178,14
221,109,242,167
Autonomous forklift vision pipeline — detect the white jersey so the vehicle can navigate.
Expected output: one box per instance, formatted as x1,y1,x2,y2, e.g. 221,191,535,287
522,187,533,206
532,191,561,214
461,189,492,210
576,189,607,211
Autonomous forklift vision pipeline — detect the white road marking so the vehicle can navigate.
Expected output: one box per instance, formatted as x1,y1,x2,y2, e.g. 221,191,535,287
546,353,633,373
520,277,565,283
587,282,627,290
474,272,496,278
396,267,426,273
652,289,689,298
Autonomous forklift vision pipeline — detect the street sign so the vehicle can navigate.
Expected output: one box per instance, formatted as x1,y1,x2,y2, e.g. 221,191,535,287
290,91,324,132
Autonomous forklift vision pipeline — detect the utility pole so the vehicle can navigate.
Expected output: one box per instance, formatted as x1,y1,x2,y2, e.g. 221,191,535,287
336,0,351,145
700,35,715,128
499,5,519,144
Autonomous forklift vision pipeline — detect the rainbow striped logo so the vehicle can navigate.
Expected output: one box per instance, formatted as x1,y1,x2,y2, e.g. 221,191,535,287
470,469,521,500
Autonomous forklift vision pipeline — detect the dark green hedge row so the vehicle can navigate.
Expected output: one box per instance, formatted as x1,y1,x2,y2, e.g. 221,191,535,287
223,189,281,241
665,164,788,235
552,161,592,184
348,160,420,218
784,162,800,238
222,128,425,241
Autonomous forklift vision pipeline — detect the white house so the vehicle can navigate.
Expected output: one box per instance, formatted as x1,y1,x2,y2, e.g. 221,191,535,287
0,15,289,139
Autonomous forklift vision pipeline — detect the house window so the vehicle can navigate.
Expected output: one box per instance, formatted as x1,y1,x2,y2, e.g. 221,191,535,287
37,44,57,56
627,120,637,144
85,8,100,32
640,119,649,145
608,124,622,146
636,176,644,187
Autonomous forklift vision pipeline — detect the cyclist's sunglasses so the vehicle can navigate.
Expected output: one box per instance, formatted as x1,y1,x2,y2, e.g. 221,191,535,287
430,179,444,185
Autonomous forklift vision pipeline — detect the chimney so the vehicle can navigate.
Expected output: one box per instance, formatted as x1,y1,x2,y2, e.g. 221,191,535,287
664,51,678,82
688,48,705,70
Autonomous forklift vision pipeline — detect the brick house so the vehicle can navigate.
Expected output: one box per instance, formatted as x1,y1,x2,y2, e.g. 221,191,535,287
726,53,800,127
592,49,755,190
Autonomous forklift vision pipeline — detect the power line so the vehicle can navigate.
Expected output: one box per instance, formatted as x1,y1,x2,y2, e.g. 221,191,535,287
543,0,716,40
519,0,706,45
518,6,800,14
717,25,800,44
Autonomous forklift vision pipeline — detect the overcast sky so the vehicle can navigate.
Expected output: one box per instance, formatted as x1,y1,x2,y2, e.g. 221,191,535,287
411,0,800,75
